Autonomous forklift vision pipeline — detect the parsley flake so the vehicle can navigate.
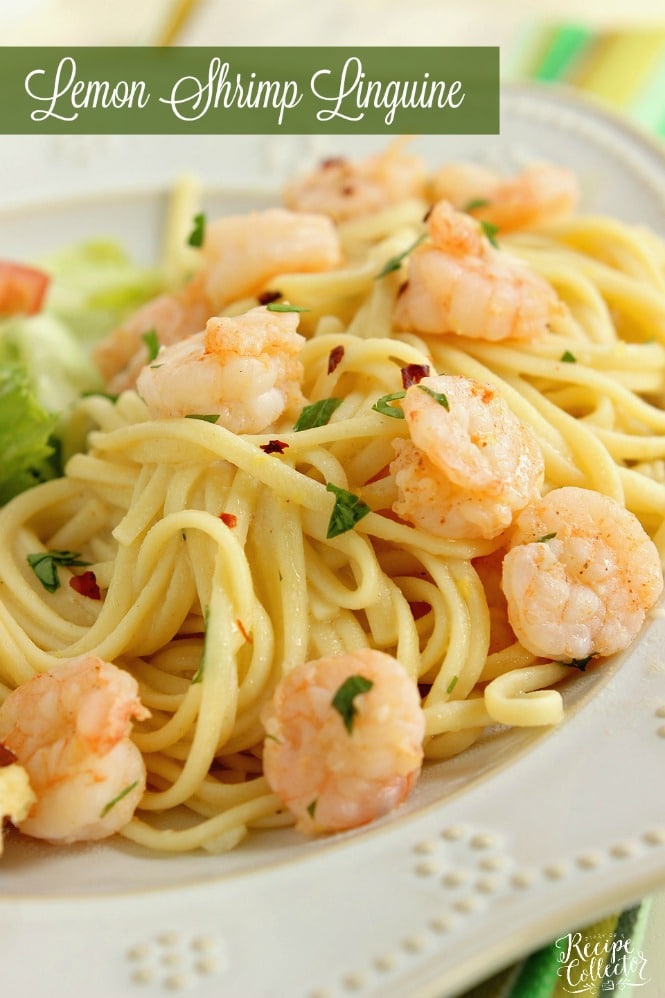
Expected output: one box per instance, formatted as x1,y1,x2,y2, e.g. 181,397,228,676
325,483,370,539
266,302,310,313
480,220,500,247
536,532,557,543
185,413,220,423
418,384,450,410
100,781,138,818
375,232,427,279
294,397,342,431
27,550,90,593
446,675,459,694
187,212,206,248
464,197,490,212
372,391,406,419
331,674,374,733
561,350,577,363
306,799,318,819
141,329,159,363
192,607,210,684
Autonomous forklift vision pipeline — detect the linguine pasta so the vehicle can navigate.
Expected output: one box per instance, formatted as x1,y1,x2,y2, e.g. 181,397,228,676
1,165,665,854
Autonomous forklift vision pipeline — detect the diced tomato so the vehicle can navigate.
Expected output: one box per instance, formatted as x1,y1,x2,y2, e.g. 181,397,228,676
0,261,50,316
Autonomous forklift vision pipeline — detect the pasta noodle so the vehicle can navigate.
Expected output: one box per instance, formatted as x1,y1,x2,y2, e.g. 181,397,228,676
2,152,665,853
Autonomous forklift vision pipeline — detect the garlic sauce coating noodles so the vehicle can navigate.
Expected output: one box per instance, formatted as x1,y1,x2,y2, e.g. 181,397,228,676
1,148,665,854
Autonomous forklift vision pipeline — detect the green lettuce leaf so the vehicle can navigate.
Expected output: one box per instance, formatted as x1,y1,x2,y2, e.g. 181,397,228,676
0,361,59,505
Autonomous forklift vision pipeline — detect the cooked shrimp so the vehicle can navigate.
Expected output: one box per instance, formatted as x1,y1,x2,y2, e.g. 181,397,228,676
432,161,579,233
94,276,213,393
393,200,564,340
201,208,342,304
136,304,306,434
501,486,664,661
283,141,428,223
261,648,424,835
390,374,544,540
94,209,341,392
0,656,148,844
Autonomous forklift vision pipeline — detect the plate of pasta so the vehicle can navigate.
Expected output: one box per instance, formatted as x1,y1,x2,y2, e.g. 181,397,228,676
2,83,665,998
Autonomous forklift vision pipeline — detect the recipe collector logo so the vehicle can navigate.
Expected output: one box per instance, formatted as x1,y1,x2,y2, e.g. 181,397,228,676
0,46,499,134
556,930,650,994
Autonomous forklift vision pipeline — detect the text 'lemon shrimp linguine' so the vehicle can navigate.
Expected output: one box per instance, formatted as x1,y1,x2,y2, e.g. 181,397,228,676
1,143,664,856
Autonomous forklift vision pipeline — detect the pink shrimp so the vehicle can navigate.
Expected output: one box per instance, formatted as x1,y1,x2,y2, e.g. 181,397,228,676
393,200,564,341
501,486,664,661
261,649,425,835
390,374,544,540
0,656,148,844
431,161,579,233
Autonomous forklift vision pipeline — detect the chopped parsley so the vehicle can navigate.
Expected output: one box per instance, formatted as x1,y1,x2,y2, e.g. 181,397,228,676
294,397,342,431
479,220,500,247
325,483,370,538
141,329,159,363
100,781,138,818
27,549,90,593
418,384,450,410
192,607,210,684
536,532,557,543
306,799,318,819
464,197,490,212
446,675,459,694
331,674,374,733
266,302,310,313
372,390,406,419
187,212,206,248
185,413,220,423
561,350,577,363
375,232,427,279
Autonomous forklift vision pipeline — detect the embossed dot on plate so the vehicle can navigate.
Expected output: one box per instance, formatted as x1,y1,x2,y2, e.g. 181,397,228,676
429,915,454,934
453,896,479,915
643,828,665,846
475,876,499,894
414,839,437,855
470,833,495,850
511,871,535,889
576,853,602,870
415,860,438,877
441,825,465,841
478,855,506,872
656,725,665,738
543,863,567,880
610,842,636,860
342,971,366,991
164,972,188,991
655,705,665,718
373,954,397,973
441,869,468,888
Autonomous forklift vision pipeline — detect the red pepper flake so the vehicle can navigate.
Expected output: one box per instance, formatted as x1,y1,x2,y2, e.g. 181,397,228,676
327,344,345,374
321,157,345,169
236,619,253,644
69,571,102,600
219,512,238,528
257,290,281,305
401,363,430,388
0,742,17,767
261,439,289,454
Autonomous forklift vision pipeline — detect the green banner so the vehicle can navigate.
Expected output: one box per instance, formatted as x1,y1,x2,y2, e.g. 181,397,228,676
0,47,499,134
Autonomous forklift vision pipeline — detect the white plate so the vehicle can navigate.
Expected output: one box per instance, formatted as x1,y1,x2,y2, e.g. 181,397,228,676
3,84,665,998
